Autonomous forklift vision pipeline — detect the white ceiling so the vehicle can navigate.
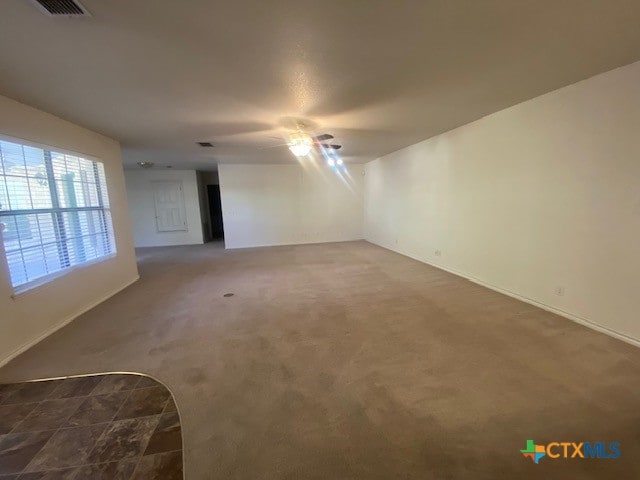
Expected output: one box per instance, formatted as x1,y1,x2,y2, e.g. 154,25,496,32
1,0,640,170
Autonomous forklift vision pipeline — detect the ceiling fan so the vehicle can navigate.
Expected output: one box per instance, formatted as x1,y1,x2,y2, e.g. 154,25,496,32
198,118,343,161
286,131,342,157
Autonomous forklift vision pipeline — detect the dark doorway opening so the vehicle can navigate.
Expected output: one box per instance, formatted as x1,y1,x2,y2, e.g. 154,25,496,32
207,184,224,240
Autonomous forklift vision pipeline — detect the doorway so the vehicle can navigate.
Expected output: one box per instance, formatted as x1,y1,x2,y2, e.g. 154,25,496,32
207,184,224,240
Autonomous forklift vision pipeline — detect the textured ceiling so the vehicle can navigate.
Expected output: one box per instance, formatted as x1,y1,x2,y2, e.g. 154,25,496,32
1,0,640,170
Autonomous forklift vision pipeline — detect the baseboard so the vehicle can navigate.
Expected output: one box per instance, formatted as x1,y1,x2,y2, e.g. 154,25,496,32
367,240,640,349
225,238,365,249
0,275,140,368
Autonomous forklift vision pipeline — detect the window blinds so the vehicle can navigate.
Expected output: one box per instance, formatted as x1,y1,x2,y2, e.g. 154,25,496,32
0,139,115,291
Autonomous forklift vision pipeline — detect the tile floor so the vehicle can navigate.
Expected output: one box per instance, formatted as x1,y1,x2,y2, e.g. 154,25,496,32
0,373,182,479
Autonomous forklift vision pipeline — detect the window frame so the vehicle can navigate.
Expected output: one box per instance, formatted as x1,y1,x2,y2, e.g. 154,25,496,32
0,134,116,296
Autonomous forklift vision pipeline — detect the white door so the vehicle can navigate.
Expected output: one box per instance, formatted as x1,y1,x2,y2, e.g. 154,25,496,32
152,181,187,232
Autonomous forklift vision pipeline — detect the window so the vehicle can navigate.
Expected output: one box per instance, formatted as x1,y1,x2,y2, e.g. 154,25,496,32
0,138,115,292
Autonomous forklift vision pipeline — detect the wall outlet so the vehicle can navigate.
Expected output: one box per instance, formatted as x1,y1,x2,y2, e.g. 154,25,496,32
554,286,565,296
394,237,398,245
435,249,442,257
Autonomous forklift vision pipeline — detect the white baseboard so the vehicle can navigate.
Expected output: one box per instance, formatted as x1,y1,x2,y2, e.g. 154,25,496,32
367,240,640,349
225,238,364,249
0,275,140,368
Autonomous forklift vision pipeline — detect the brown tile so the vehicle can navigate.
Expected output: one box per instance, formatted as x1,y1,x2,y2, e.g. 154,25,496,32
0,403,39,434
91,375,140,396
17,468,78,479
12,398,84,433
48,377,102,399
163,398,177,413
134,376,159,389
1,382,60,406
25,424,107,472
130,450,182,480
87,416,159,464
65,392,129,427
0,384,21,404
113,387,169,421
0,383,19,395
0,431,54,475
144,412,182,455
71,459,137,480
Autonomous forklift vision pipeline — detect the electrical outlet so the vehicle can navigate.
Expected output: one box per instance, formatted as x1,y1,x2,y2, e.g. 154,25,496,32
554,286,565,296
435,250,442,257
394,237,398,245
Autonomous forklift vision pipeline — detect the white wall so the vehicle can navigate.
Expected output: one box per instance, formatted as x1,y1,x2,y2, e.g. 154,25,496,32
219,163,364,248
365,61,640,345
0,94,138,365
124,169,204,247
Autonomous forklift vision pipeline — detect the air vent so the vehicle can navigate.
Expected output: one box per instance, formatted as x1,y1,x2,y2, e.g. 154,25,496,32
31,0,90,16
197,142,214,147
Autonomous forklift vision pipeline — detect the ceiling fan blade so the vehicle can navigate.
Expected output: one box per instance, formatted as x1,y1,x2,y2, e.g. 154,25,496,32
258,143,288,149
319,144,342,150
314,133,334,142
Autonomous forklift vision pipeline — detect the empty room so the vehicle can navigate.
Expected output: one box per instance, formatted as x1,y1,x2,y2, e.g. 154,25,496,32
1,1,639,479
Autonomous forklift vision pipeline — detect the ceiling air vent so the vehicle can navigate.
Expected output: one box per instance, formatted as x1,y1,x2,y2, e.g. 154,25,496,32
31,0,90,16
197,142,214,147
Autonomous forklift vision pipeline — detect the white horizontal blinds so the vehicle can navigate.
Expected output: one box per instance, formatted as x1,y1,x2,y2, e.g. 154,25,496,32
0,139,115,289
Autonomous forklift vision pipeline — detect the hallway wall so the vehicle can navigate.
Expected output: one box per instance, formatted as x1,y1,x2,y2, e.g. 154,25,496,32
219,163,364,248
124,169,205,247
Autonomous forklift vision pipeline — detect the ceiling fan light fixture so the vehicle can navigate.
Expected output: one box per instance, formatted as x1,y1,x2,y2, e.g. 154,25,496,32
288,131,313,157
289,143,312,157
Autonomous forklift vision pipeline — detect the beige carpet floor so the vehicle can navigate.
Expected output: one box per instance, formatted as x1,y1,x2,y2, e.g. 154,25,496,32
1,241,639,479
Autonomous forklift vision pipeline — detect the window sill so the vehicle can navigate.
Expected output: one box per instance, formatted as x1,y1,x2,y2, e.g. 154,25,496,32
11,253,117,299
